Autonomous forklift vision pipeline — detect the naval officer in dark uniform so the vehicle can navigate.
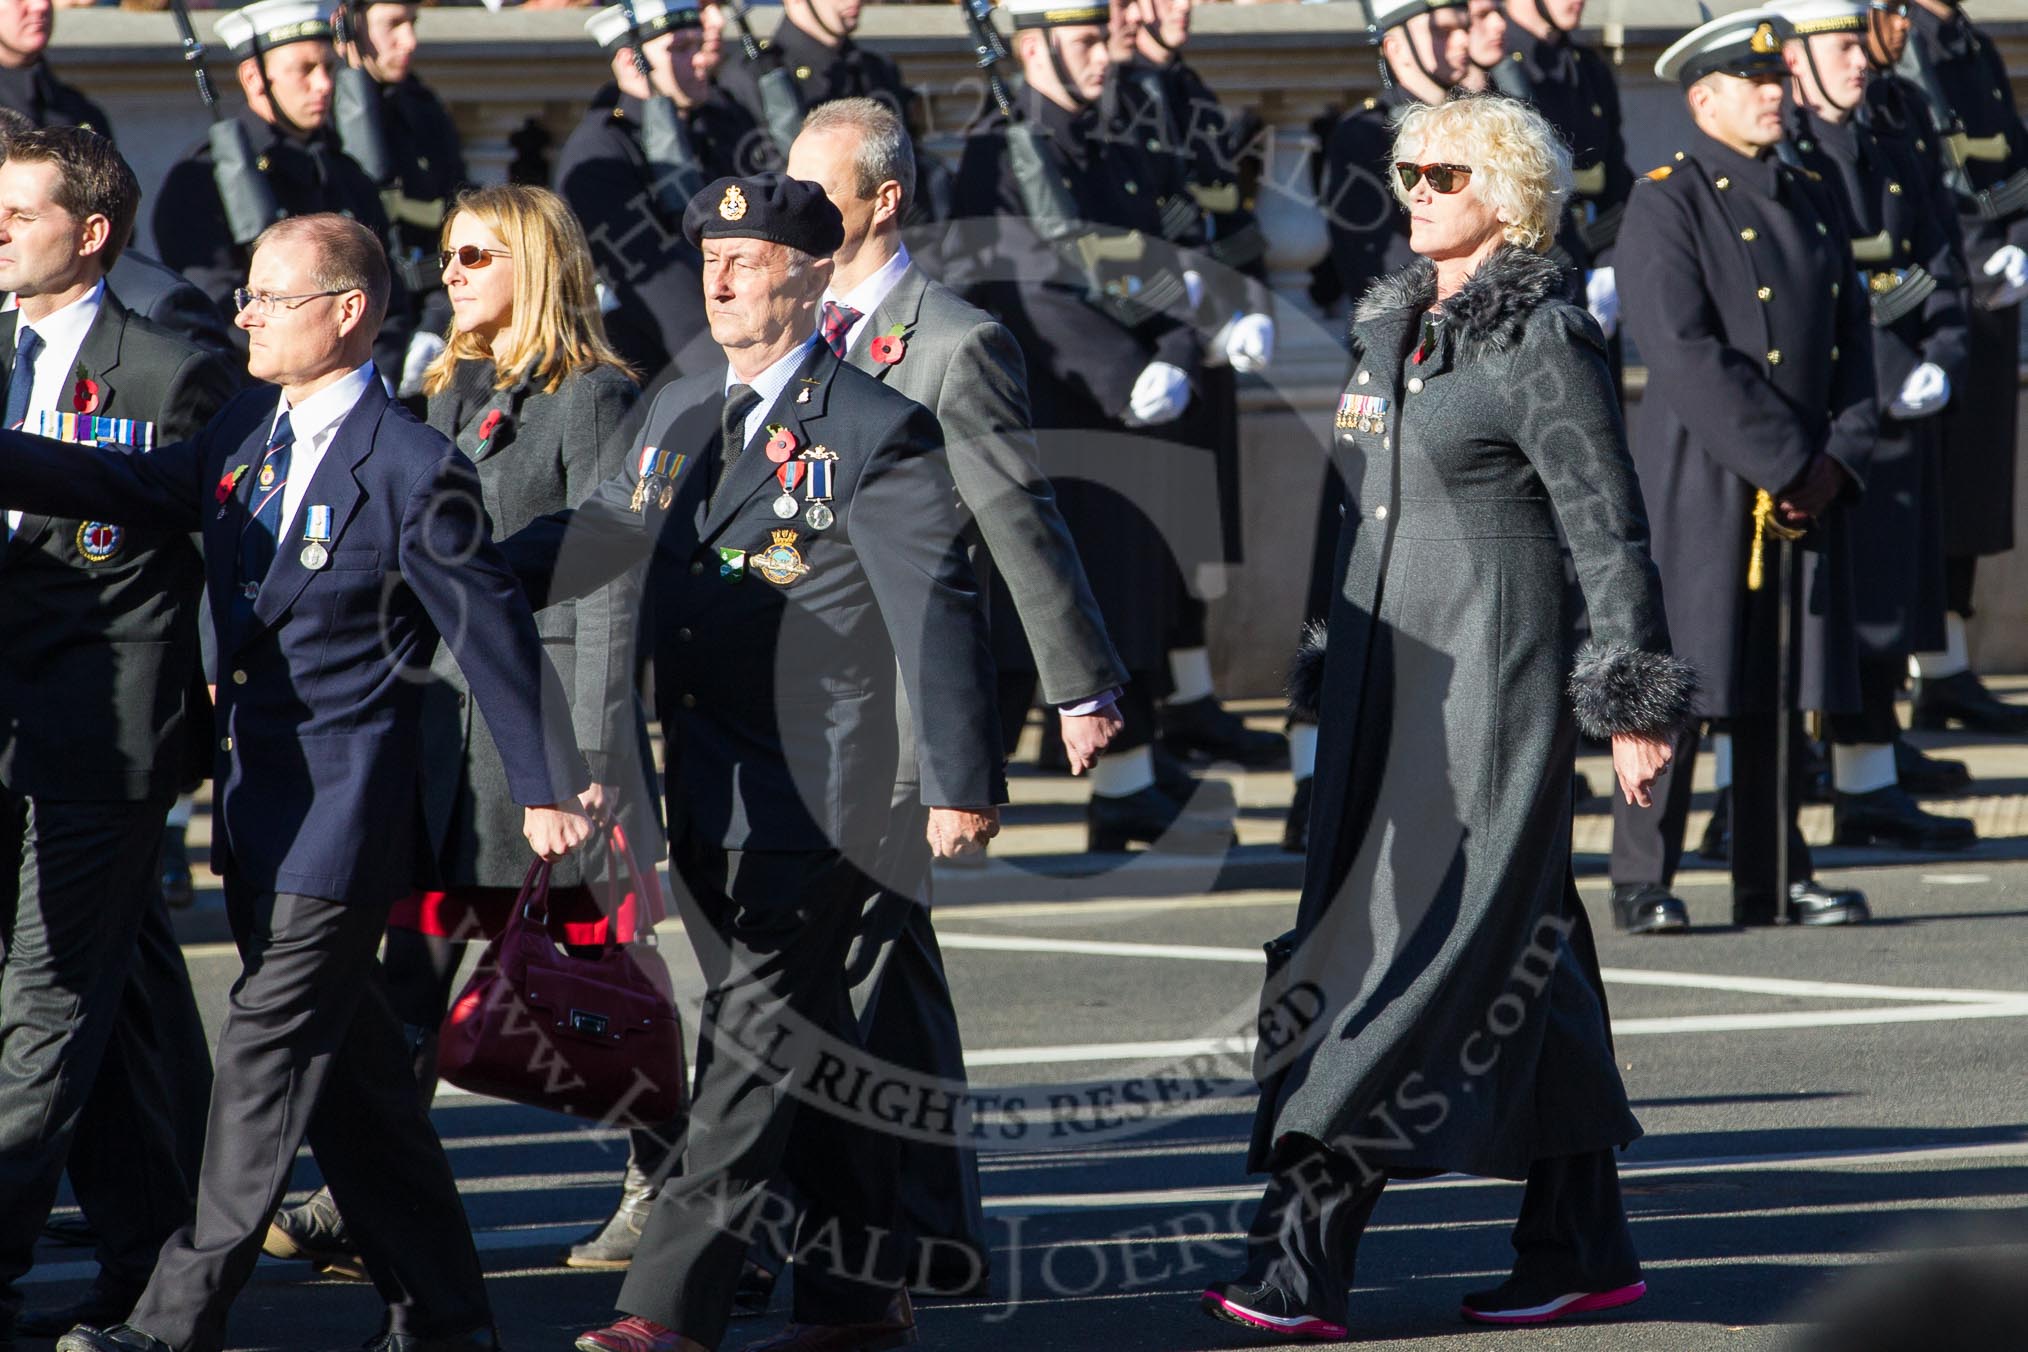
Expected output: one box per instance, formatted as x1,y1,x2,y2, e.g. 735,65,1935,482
952,0,1235,854
150,0,411,384
0,0,110,139
333,1,468,365
1612,8,1875,931
488,172,1000,1352
1899,0,2028,735
1773,0,1976,853
555,0,767,391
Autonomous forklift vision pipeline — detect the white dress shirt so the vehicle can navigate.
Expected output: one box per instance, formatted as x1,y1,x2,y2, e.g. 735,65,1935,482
8,280,106,534
724,334,819,446
822,244,912,354
266,362,377,541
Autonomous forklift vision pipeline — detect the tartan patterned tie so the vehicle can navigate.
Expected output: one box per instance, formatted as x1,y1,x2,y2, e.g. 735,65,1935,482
818,301,861,359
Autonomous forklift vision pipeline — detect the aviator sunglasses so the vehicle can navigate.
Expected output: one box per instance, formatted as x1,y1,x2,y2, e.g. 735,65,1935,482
1394,162,1475,194
438,244,512,270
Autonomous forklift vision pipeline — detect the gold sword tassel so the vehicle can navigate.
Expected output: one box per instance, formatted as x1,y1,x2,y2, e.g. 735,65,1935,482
1746,488,1806,591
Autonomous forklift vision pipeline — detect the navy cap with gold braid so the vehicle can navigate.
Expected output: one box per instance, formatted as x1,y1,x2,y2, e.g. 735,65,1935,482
214,0,333,59
1654,8,1791,87
585,0,704,52
999,0,1111,31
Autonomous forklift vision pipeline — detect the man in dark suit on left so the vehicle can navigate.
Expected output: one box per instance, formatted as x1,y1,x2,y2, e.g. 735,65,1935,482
0,126,236,1348
0,0,111,139
0,212,593,1352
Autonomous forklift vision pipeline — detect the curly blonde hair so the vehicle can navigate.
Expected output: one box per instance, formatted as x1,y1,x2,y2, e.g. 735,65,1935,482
1390,93,1573,252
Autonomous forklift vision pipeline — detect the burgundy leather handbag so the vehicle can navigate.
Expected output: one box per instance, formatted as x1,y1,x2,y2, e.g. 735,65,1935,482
437,825,688,1125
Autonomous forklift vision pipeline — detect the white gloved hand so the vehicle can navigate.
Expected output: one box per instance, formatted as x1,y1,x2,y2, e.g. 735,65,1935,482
1123,361,1191,426
1585,266,1619,340
1983,245,2028,307
1890,361,1951,419
1182,269,1206,311
1222,312,1276,374
399,330,447,400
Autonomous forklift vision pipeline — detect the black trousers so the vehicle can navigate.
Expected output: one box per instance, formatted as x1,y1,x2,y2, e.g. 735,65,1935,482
617,840,905,1348
0,791,194,1319
1609,720,1812,918
1246,1147,1638,1330
129,885,489,1352
1827,657,1906,747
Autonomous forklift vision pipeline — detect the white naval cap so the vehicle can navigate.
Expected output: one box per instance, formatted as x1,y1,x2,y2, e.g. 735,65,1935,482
214,0,334,59
1765,0,1867,34
585,0,704,51
1364,0,1469,33
998,0,1111,31
1654,8,1790,86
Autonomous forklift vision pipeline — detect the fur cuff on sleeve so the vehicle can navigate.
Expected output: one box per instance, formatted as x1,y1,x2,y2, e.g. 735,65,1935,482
1568,641,1699,740
1286,622,1328,723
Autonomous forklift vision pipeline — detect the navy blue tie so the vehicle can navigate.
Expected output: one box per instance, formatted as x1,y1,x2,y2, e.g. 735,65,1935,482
4,327,43,432
236,412,295,619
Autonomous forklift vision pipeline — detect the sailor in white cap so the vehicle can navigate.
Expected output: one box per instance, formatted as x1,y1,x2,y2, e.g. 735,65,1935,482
1609,7,1877,931
151,0,411,383
949,0,1239,854
552,0,768,386
1768,0,1980,852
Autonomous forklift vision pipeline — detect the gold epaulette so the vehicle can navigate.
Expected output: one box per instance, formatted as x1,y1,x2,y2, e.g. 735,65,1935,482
1644,164,1674,182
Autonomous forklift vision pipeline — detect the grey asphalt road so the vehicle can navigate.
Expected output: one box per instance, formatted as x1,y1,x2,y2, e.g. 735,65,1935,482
21,854,2028,1351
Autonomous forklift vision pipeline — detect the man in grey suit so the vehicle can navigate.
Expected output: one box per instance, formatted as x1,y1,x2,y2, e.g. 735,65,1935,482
784,96,1126,1295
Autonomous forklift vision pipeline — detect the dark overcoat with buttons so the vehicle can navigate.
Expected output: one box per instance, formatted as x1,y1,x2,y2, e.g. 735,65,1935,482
1788,102,1963,659
1506,26,1633,261
1618,131,1877,717
1905,3,2026,560
151,114,412,379
949,87,1208,671
1249,247,1689,1181
553,84,767,390
420,359,656,888
501,344,1004,855
376,73,469,333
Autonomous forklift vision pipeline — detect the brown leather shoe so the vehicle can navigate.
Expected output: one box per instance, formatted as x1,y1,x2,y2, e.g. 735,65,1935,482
736,1292,916,1352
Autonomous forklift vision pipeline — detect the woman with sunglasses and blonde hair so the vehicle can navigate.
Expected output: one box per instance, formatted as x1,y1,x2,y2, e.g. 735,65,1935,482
1200,92,1695,1340
262,183,660,1276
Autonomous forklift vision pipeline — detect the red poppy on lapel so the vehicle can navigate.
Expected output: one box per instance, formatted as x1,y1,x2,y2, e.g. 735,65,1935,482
477,409,505,445
764,425,798,463
72,367,100,414
216,464,248,504
869,324,907,366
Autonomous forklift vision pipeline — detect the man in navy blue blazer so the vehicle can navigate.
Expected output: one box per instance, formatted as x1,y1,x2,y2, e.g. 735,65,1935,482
0,213,592,1352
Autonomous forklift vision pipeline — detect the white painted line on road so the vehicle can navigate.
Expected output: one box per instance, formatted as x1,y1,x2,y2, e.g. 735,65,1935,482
938,933,1267,963
1921,873,1991,885
967,1036,1256,1068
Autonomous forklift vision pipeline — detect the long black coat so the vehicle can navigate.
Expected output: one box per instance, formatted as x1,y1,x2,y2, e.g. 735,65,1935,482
1249,247,1690,1181
552,85,766,390
1906,3,2028,558
1618,132,1877,717
1789,103,1963,659
1506,26,1633,261
949,88,1206,672
420,360,655,887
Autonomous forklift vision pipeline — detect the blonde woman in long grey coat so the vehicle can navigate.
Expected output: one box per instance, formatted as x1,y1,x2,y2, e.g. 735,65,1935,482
1202,94,1696,1341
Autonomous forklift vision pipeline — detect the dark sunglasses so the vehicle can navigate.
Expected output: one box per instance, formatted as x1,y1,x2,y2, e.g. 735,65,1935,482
1395,162,1475,194
438,245,511,271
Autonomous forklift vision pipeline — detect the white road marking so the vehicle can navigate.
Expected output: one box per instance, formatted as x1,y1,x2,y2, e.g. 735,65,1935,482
1920,873,1991,885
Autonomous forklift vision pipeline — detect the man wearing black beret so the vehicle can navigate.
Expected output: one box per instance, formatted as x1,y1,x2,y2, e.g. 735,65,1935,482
498,173,1004,1352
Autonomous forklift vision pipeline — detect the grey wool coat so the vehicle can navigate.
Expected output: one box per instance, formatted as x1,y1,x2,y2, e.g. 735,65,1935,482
421,358,656,889
1251,247,1695,1182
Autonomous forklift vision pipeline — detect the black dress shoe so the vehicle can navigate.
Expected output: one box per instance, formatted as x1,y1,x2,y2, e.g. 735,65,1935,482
18,1279,146,1337
54,1326,174,1352
1086,784,1234,854
1894,738,1972,794
1281,777,1312,854
1159,696,1288,768
41,1213,96,1247
360,1328,498,1352
263,1186,365,1281
1788,879,1870,926
1911,671,2028,735
1832,784,1977,851
562,1161,657,1269
1609,884,1689,934
1697,788,1730,862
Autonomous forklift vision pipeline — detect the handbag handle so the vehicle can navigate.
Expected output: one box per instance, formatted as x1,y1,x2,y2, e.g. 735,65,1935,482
517,822,655,947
